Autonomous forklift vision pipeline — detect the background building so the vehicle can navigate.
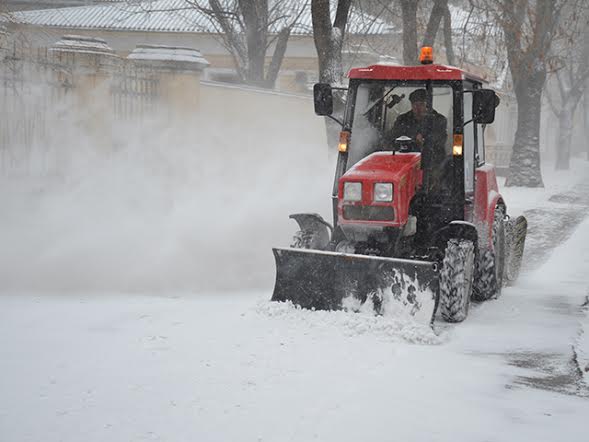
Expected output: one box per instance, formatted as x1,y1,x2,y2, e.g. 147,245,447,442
2,0,395,91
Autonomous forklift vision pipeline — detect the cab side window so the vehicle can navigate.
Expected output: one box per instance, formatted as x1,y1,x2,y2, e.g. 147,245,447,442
463,84,476,193
477,122,486,165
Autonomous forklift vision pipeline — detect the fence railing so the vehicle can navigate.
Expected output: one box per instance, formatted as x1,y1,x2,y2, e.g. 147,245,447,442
0,46,74,173
486,143,512,175
111,65,160,121
0,41,163,173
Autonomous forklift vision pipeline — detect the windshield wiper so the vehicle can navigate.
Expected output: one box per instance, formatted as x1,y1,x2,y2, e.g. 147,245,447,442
362,86,399,116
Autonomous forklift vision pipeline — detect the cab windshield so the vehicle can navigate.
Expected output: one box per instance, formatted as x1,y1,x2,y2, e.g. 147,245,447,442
347,81,454,169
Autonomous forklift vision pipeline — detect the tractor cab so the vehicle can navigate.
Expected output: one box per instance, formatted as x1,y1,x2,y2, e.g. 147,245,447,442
314,54,500,253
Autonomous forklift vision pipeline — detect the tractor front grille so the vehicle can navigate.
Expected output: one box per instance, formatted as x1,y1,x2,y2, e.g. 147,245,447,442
343,205,395,221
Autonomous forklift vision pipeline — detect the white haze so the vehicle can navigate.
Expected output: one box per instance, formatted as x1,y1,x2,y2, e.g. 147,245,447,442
0,100,333,294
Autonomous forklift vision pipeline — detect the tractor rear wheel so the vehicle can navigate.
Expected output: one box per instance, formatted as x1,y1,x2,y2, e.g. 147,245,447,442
473,208,505,301
439,239,475,323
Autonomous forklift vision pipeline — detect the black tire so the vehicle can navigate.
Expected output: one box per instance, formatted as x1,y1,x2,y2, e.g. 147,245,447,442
439,239,475,323
473,208,505,301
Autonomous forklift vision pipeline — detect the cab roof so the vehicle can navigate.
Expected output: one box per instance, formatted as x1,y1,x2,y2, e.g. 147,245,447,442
348,64,485,83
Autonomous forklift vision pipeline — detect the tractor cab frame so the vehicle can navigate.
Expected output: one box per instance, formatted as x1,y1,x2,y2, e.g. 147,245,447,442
315,64,500,252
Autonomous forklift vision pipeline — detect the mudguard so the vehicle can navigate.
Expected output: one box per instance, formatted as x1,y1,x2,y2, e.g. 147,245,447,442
289,213,333,250
433,221,478,250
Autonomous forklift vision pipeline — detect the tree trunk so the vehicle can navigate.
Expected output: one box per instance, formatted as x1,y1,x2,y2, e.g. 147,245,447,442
555,103,573,170
585,81,589,161
312,0,349,84
423,0,447,47
584,31,589,161
312,0,351,154
208,0,248,81
505,75,545,187
316,37,344,85
240,0,268,87
265,27,291,88
400,0,418,65
442,2,455,65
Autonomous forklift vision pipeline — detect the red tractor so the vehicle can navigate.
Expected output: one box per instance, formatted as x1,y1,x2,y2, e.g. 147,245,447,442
272,49,527,326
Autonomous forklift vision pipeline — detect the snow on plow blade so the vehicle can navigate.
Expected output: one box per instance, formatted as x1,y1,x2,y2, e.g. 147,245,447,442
272,248,439,326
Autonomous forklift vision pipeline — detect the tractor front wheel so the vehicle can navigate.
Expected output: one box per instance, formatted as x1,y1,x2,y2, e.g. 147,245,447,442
473,208,505,301
439,239,475,323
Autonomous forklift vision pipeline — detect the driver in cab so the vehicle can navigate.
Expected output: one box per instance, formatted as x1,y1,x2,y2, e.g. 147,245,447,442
386,89,447,164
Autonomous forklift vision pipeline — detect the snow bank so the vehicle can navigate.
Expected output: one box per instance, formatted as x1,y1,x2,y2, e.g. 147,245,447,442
528,207,589,386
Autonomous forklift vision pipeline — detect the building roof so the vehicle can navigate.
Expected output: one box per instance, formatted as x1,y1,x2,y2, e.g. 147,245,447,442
5,0,394,36
1,1,120,12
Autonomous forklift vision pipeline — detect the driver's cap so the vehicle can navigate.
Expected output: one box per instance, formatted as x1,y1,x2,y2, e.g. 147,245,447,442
409,89,427,103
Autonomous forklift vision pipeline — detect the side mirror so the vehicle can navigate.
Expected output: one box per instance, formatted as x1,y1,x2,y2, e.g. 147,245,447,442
313,83,333,116
472,89,499,124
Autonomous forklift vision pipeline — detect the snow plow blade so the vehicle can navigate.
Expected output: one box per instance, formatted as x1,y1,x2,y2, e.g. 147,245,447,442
271,248,439,326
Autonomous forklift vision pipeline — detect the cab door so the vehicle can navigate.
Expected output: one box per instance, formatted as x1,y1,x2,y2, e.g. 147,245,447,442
462,81,478,222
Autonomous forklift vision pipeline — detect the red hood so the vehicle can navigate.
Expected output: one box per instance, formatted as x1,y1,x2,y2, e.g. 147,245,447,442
338,152,422,227
343,152,421,182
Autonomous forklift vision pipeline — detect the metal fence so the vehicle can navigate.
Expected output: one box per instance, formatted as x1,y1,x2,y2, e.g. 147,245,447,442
0,40,161,174
111,64,160,121
486,144,512,174
0,45,75,173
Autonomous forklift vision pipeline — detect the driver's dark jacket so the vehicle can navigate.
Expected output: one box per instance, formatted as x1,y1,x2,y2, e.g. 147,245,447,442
387,109,448,164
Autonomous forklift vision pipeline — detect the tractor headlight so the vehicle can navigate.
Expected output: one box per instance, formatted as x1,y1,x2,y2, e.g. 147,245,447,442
374,183,393,202
343,182,362,201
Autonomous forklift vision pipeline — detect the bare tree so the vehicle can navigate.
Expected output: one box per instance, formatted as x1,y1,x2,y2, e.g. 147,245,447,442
441,1,455,65
545,2,589,170
114,0,305,88
186,0,307,88
397,0,455,65
453,2,506,74
472,0,564,187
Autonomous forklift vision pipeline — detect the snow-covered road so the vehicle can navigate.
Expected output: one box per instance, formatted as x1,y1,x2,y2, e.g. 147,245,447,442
1,126,589,441
2,185,589,442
